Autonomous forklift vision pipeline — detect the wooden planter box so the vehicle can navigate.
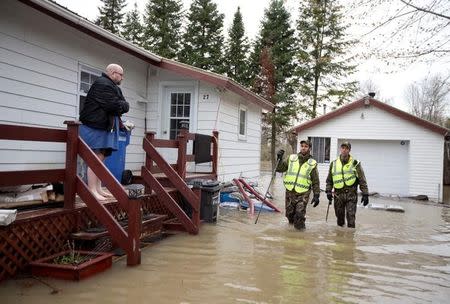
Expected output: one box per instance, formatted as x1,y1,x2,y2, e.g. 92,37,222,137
30,250,114,281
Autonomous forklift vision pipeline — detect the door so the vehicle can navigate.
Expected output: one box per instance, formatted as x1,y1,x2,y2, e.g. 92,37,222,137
161,88,195,165
162,89,194,139
338,139,409,196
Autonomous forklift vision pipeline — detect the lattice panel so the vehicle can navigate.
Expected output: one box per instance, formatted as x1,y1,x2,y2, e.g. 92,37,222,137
0,194,179,282
0,213,77,282
77,202,129,230
141,194,176,220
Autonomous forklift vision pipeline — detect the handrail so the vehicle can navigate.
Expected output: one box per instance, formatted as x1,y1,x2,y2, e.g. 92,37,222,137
0,169,65,187
0,122,141,266
78,138,130,209
0,122,217,265
0,124,67,188
76,176,130,250
144,129,219,178
0,124,67,142
141,129,219,233
142,138,200,234
142,138,199,213
75,131,140,265
141,167,198,234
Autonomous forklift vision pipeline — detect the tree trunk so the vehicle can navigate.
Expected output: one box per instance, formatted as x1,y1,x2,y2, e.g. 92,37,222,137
271,109,276,171
312,74,319,118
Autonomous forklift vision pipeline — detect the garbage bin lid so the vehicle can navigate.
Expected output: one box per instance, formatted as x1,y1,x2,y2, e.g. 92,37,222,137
202,180,220,187
188,179,204,188
125,184,144,198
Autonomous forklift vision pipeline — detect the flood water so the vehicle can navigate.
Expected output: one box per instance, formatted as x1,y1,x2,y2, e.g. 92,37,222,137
2,173,450,304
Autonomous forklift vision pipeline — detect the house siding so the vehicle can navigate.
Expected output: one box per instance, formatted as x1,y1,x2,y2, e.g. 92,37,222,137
216,91,261,181
146,70,262,182
296,104,444,201
1,0,266,183
0,0,150,172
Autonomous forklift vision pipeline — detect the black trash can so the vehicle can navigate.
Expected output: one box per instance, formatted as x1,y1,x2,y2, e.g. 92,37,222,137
199,180,221,223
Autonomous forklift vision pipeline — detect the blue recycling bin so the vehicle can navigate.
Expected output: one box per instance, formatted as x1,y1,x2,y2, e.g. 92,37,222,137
105,130,130,183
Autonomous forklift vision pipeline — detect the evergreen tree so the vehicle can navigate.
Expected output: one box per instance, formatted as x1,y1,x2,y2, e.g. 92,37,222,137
296,0,357,118
142,0,183,59
253,47,276,164
224,7,250,86
179,0,225,73
249,0,297,168
121,3,144,45
96,0,127,34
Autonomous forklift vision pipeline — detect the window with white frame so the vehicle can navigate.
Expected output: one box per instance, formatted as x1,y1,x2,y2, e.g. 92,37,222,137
169,92,191,140
78,66,101,114
309,137,331,163
239,105,247,138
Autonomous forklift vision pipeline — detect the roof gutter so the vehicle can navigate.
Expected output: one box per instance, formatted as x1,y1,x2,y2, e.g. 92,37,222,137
160,59,274,111
19,0,273,111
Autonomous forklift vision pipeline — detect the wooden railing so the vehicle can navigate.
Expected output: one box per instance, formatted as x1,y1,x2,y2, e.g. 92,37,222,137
144,129,219,180
0,122,141,266
0,124,67,188
142,127,219,234
0,122,219,261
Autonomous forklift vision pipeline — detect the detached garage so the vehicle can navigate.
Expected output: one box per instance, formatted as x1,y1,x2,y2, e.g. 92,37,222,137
292,97,449,202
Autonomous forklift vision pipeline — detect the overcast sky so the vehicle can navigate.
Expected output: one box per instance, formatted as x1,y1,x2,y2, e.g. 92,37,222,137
54,0,449,111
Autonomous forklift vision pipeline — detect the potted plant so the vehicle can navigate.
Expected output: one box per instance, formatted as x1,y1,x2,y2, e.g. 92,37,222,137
30,241,113,281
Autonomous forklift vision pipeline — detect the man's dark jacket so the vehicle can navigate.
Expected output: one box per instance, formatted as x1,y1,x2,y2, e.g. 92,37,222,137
80,73,129,131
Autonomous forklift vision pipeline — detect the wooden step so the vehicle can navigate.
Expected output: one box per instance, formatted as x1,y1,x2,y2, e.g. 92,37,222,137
162,218,186,233
134,172,216,184
71,213,167,241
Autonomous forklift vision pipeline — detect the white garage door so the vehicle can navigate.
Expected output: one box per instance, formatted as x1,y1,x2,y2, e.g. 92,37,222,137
337,139,409,196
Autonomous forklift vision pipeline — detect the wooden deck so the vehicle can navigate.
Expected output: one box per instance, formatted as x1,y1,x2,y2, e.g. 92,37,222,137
0,190,174,281
0,122,219,282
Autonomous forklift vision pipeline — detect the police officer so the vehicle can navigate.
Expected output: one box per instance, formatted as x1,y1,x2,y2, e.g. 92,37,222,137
276,139,320,230
326,141,369,228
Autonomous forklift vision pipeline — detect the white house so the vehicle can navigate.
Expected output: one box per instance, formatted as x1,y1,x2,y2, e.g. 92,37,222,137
0,0,273,182
292,97,449,202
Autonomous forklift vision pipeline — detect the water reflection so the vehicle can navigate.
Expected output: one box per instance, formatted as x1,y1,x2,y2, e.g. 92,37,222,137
441,207,450,224
1,174,449,304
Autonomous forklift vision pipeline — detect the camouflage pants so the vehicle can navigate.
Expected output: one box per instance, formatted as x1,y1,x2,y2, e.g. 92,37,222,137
334,189,358,228
285,190,310,230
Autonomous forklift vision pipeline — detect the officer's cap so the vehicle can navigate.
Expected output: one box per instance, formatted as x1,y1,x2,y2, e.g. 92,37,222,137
340,141,351,150
300,139,311,147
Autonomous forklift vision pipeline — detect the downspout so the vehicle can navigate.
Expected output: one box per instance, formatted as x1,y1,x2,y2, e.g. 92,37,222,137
213,87,223,131
144,64,150,132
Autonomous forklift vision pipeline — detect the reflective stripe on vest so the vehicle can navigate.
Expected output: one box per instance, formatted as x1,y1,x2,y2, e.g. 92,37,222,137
283,154,317,194
331,156,359,189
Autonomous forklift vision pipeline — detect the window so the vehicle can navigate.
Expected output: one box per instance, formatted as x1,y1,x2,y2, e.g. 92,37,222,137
239,105,247,138
169,92,191,139
309,137,330,163
78,67,101,114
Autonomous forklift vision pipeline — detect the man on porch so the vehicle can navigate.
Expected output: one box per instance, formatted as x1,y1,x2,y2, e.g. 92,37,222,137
79,63,129,201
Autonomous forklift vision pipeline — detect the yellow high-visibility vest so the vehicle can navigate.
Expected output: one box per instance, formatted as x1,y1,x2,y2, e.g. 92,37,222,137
283,154,317,193
331,156,359,189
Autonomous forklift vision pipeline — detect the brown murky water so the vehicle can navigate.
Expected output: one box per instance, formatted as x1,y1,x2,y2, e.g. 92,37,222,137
1,174,450,304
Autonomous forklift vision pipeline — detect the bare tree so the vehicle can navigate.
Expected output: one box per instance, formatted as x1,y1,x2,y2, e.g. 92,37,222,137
350,0,450,64
356,78,392,104
357,78,380,97
405,73,450,126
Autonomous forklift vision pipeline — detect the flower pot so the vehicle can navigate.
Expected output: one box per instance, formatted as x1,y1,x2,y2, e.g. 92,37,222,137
30,250,113,281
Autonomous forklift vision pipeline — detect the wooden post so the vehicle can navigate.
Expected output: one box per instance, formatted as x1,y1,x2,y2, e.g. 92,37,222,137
63,121,81,209
144,132,155,194
127,198,141,266
177,121,189,180
212,131,219,178
144,132,155,169
192,187,201,228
